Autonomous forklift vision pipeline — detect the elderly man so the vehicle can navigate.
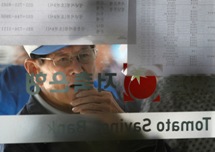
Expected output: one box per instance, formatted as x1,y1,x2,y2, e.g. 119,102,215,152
3,45,171,152
22,45,123,114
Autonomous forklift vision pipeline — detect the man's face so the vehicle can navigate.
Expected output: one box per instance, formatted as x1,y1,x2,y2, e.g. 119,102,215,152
38,45,96,108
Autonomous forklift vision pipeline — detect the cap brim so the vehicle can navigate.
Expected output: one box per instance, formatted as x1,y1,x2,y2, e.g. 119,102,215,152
31,45,69,56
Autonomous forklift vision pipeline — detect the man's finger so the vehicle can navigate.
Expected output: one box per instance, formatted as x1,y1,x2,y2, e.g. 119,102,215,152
72,102,110,113
71,96,105,106
75,88,103,98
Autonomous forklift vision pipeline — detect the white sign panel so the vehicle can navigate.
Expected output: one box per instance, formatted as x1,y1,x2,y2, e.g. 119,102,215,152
0,112,214,143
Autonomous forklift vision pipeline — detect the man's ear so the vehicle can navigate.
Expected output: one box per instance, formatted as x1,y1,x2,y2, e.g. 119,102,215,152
24,58,40,75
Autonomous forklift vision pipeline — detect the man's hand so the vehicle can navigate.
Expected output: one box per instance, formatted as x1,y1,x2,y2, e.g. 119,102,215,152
70,88,124,114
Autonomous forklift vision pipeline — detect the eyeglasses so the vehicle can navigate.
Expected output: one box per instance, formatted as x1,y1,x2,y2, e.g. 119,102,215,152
39,48,96,67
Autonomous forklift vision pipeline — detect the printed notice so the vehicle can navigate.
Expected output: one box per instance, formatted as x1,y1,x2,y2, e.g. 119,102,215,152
0,0,128,44
128,0,215,76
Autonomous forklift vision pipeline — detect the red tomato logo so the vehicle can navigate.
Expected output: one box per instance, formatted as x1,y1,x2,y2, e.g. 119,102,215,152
122,63,160,102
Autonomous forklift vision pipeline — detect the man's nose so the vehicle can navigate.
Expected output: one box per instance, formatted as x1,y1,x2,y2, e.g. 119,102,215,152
69,57,84,75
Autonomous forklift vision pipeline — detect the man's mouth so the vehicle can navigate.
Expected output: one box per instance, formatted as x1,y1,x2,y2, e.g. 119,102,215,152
69,84,82,88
